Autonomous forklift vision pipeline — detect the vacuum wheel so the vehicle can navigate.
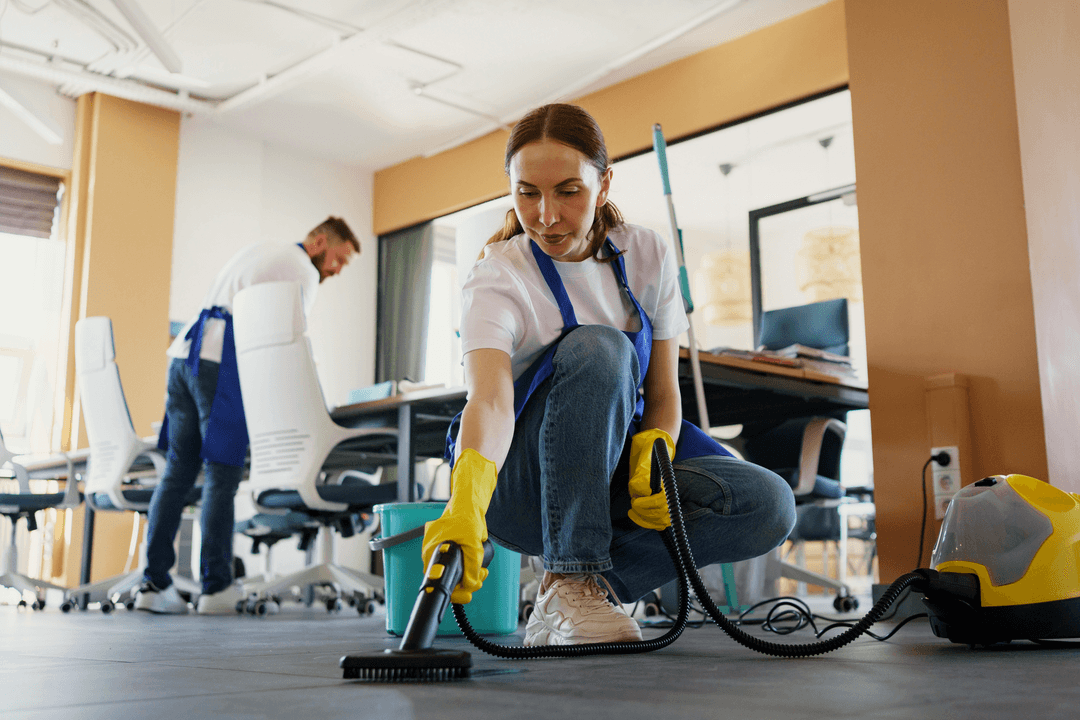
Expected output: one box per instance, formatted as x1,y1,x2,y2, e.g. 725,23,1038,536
833,594,859,613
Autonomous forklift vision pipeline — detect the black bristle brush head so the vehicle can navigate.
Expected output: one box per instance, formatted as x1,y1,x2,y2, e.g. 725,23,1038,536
340,649,472,682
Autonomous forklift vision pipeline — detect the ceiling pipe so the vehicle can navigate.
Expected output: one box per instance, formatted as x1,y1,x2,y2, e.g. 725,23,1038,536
0,53,212,114
215,0,458,114
110,0,184,73
421,0,745,158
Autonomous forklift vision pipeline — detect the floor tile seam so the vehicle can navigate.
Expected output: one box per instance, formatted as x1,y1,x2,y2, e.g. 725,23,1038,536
150,660,353,680
8,679,352,713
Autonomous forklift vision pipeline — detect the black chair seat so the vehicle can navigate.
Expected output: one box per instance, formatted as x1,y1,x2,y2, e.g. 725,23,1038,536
91,486,202,511
0,492,73,513
235,511,316,538
256,483,399,511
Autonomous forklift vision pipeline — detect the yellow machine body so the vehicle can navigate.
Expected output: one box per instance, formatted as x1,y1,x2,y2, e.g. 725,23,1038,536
925,474,1080,644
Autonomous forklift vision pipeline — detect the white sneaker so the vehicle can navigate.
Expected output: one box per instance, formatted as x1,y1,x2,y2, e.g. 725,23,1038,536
524,574,643,646
134,582,190,615
196,583,247,615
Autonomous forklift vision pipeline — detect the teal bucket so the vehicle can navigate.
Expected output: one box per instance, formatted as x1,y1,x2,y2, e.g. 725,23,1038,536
373,502,520,636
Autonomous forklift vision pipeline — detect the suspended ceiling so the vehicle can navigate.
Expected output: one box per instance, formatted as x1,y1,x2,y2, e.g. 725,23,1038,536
0,0,833,168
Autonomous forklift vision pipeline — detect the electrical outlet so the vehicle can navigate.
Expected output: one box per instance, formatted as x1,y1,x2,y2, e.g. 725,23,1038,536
931,446,961,498
931,446,959,471
934,494,953,520
933,471,960,496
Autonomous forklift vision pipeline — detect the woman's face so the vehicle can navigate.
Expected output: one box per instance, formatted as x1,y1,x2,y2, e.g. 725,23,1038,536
509,139,612,262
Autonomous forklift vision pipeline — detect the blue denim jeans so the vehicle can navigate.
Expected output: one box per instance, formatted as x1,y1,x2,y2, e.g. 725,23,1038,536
486,325,796,602
144,358,244,595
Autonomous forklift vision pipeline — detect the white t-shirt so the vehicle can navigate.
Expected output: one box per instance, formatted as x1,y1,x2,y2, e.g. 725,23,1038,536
460,223,689,381
167,242,319,364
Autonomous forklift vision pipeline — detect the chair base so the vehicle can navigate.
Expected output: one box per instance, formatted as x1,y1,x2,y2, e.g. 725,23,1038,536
64,569,202,610
244,563,384,609
0,571,67,606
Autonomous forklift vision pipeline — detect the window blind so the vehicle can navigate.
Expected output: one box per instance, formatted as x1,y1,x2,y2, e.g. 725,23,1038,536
0,165,62,239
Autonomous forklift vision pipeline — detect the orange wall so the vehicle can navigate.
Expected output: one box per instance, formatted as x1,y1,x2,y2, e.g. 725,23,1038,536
65,92,180,582
1008,0,1080,493
373,1,849,235
845,0,1047,580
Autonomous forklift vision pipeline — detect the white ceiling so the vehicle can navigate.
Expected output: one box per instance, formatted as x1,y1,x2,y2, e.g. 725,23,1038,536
0,0,833,169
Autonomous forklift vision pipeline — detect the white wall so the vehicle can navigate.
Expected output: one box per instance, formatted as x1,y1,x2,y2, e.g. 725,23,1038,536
0,73,76,170
1009,0,1080,490
171,117,377,409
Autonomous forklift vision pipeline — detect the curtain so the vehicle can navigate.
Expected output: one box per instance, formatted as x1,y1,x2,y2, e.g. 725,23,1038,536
376,222,434,383
0,166,62,239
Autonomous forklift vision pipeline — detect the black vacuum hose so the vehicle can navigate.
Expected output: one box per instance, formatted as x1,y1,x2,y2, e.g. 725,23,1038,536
453,438,924,659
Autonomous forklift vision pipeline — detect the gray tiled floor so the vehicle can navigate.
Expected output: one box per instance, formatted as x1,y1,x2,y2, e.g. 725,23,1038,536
4,595,1080,720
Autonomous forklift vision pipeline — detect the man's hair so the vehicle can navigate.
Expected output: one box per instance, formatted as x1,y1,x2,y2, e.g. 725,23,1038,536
310,216,360,252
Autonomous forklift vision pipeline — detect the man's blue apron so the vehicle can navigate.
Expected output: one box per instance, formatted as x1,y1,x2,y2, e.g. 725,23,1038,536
445,237,730,469
157,306,249,468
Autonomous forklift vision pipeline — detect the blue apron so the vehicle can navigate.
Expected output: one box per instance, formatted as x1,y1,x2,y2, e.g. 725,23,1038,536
445,237,730,469
157,306,249,467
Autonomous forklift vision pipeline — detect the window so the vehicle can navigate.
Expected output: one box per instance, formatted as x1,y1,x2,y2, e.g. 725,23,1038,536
0,165,66,454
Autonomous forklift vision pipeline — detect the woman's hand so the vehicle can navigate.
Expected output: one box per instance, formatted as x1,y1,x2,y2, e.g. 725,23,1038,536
421,448,498,603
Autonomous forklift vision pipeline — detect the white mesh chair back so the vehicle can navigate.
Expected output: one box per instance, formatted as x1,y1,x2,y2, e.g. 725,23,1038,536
234,281,394,512
75,317,163,510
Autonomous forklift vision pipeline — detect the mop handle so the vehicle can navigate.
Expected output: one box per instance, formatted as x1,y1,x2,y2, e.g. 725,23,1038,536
653,123,710,431
653,124,693,314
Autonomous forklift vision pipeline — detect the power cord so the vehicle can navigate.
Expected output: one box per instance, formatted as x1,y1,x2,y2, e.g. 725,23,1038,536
918,451,953,567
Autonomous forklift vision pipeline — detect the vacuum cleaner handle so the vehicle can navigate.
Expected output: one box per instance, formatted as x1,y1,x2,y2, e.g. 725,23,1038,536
399,539,494,652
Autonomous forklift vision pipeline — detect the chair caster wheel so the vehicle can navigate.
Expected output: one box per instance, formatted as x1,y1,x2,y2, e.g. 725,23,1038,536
124,599,136,611
17,599,27,609
519,601,535,622
357,600,376,616
325,597,342,613
254,599,278,616
32,599,45,611
101,601,115,614
643,603,660,617
833,595,859,613
61,601,75,613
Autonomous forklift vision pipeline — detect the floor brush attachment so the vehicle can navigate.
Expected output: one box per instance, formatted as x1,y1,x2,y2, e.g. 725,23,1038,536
341,538,493,682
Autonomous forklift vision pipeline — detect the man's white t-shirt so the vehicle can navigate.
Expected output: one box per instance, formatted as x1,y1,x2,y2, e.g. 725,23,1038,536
167,242,319,364
459,223,689,381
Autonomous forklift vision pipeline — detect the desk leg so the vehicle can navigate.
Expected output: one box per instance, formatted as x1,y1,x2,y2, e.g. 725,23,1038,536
80,504,95,607
397,404,416,503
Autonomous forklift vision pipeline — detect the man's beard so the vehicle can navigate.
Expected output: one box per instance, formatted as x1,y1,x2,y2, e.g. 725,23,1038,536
310,251,329,282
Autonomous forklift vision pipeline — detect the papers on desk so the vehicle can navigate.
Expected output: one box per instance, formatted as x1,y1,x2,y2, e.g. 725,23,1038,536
708,345,858,381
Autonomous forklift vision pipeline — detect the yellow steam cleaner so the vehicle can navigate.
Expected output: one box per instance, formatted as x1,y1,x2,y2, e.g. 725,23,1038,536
921,473,1080,645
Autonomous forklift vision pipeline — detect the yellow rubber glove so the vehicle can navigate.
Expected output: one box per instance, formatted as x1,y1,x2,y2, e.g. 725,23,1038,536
421,448,497,604
627,428,676,530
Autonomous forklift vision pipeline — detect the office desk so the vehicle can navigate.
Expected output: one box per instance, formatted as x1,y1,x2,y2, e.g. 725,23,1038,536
330,352,869,503
331,386,467,504
678,348,869,427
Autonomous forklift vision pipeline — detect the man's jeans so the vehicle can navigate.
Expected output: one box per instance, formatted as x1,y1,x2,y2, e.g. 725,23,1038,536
486,325,796,602
144,358,244,595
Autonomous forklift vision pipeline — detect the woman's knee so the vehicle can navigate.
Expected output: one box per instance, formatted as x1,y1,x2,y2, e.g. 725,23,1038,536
555,325,639,387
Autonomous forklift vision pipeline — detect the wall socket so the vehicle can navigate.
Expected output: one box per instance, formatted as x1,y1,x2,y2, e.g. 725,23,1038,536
931,446,961,519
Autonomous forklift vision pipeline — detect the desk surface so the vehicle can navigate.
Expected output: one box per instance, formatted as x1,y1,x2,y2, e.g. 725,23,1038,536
679,347,868,427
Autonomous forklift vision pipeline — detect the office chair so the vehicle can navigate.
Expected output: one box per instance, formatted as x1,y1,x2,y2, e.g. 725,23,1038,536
741,298,874,609
0,427,81,608
233,281,399,614
63,317,201,612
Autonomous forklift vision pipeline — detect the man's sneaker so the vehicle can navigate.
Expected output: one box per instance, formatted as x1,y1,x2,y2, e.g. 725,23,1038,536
196,583,247,615
524,574,643,646
134,581,189,615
